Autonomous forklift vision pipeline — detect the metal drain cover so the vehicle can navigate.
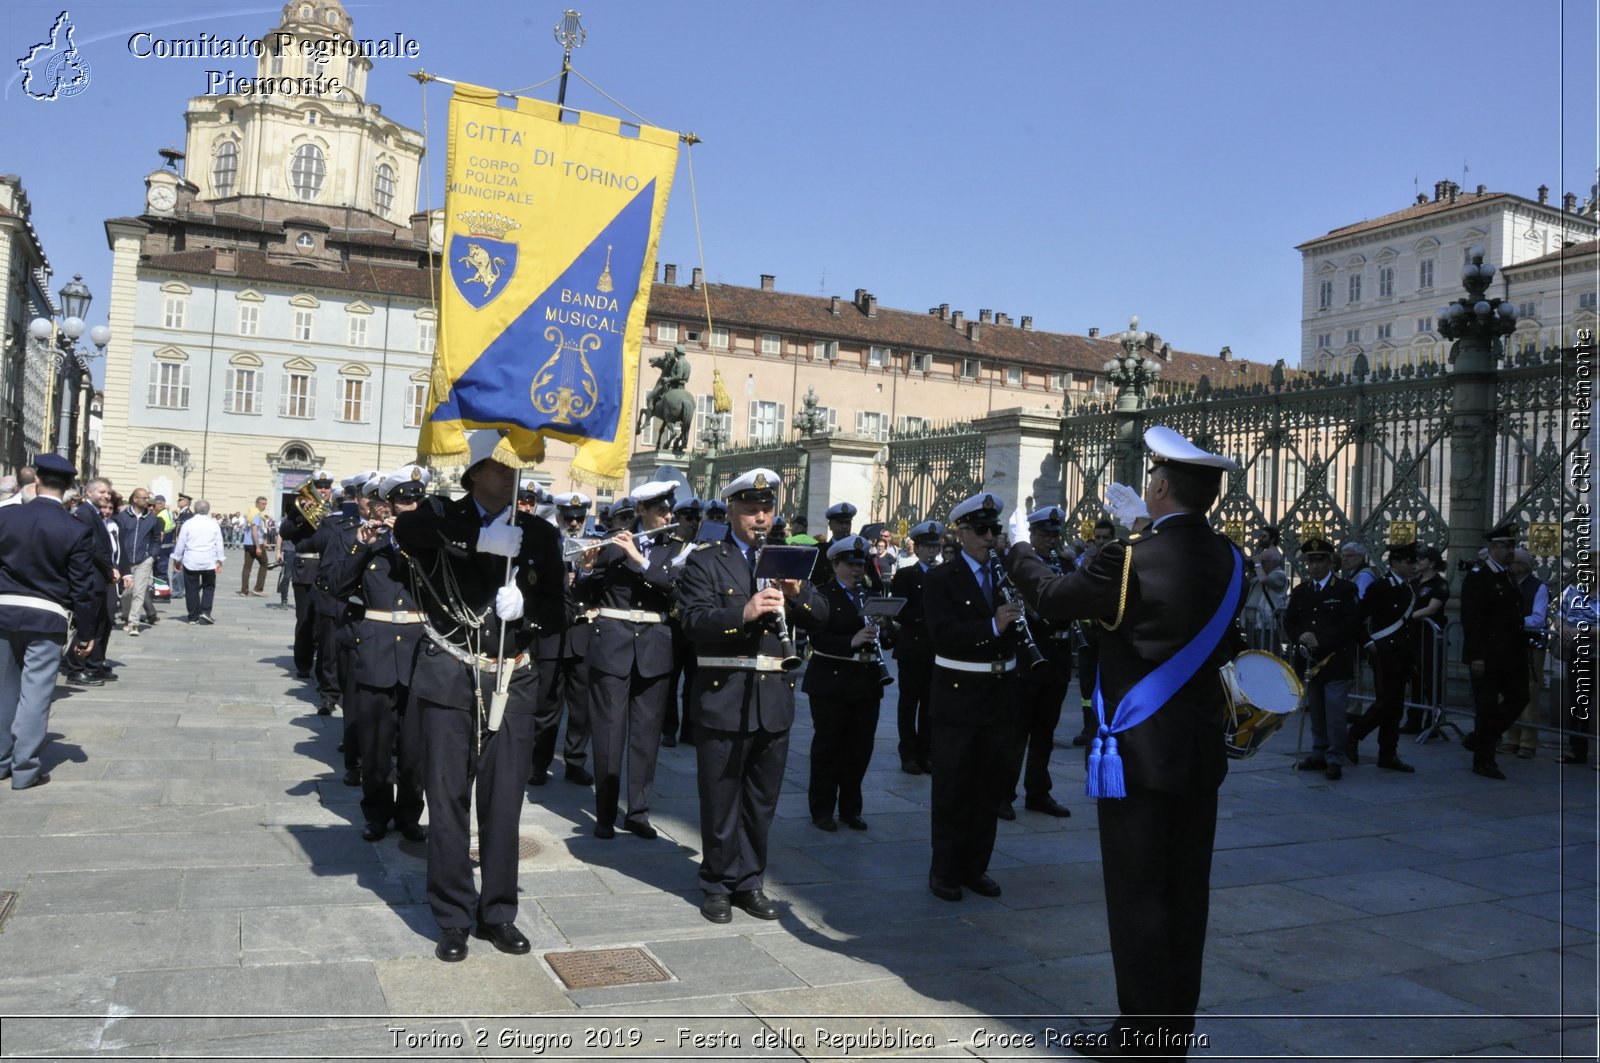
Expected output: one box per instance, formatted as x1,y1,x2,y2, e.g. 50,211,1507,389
0,891,16,933
468,834,543,863
545,947,669,990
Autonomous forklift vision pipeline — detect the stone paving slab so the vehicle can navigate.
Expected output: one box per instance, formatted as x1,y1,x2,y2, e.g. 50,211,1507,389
0,909,242,977
19,868,185,915
1283,865,1503,915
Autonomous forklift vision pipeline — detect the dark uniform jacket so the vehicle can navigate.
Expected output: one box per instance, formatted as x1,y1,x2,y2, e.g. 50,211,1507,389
533,562,594,661
1285,574,1362,682
578,533,678,679
319,532,424,689
1459,559,1524,664
802,578,889,702
0,497,97,642
889,562,933,668
310,506,362,619
1362,572,1415,655
676,535,827,733
278,506,323,587
1006,512,1245,795
392,495,566,710
923,552,1023,724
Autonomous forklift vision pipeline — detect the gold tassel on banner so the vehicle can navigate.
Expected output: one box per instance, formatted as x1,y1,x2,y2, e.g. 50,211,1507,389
711,367,731,414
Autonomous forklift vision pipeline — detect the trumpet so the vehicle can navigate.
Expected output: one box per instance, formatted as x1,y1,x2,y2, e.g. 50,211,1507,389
560,522,681,560
752,532,804,671
987,547,1048,671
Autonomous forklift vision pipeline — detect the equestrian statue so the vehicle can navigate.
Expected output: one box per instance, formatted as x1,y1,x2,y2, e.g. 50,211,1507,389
637,343,695,455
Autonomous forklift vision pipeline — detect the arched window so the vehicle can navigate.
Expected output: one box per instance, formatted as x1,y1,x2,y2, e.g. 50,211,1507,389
284,445,311,464
290,144,325,201
212,141,238,197
373,163,396,213
140,443,184,466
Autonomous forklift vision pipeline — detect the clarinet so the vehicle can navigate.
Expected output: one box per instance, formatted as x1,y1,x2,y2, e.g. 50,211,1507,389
987,547,1048,671
858,585,894,688
751,532,804,671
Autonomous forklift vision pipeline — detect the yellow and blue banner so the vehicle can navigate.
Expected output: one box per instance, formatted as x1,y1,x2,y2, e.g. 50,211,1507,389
423,83,679,484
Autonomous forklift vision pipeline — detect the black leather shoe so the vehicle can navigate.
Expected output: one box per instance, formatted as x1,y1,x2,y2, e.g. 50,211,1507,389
91,668,117,681
435,928,468,962
593,822,615,840
564,764,594,786
700,894,732,924
317,697,335,717
661,733,678,748
729,889,780,920
1473,762,1507,780
842,815,868,831
996,802,1016,821
916,757,932,774
12,773,50,790
67,670,105,687
812,816,837,832
342,768,362,787
528,765,549,786
296,669,311,679
1377,756,1415,773
1324,764,1343,781
1344,736,1361,765
1462,731,1482,753
362,822,386,842
1025,796,1072,818
900,758,923,775
399,823,428,842
474,922,531,954
962,874,1002,898
1296,756,1327,772
928,872,962,902
624,818,658,840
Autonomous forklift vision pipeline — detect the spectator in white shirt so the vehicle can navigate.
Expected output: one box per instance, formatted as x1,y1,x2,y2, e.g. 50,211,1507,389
172,499,225,625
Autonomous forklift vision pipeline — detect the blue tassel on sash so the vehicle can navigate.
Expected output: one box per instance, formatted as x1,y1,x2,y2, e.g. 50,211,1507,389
1086,731,1105,798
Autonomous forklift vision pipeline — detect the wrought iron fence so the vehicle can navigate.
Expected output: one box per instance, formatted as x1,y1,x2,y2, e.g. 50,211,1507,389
878,420,986,526
686,441,807,515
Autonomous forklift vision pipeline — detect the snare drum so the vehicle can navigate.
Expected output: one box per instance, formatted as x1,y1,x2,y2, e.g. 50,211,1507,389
1219,649,1302,759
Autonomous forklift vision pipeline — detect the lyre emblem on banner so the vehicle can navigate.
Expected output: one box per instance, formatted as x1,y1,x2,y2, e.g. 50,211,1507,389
532,326,601,425
449,211,522,309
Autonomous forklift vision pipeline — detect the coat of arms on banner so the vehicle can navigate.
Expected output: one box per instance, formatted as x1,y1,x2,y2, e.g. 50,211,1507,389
449,211,521,309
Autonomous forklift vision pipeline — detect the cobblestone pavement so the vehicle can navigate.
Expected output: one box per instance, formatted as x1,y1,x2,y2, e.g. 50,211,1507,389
0,585,1593,1061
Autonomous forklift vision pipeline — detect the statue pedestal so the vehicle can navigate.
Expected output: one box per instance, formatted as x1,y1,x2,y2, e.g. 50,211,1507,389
626,451,692,494
973,407,1064,516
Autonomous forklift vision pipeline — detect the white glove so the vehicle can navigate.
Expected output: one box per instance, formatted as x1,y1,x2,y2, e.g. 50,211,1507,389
494,582,524,622
1104,482,1149,525
478,521,523,558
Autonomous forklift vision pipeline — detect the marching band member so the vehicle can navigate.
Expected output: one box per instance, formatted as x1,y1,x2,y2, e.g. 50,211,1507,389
1285,536,1362,781
1003,426,1245,1056
675,468,826,923
1458,522,1532,780
529,492,595,789
319,465,432,842
581,482,680,839
809,501,886,594
889,520,943,775
279,469,335,691
803,534,890,831
661,495,705,748
392,430,565,963
924,492,1023,903
1000,506,1073,820
315,471,376,784
1345,542,1418,773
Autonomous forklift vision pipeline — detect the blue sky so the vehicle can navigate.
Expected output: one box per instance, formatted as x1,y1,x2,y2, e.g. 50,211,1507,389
4,0,1596,383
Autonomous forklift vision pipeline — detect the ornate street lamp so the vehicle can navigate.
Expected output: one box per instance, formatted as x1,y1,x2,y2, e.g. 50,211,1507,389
1103,315,1162,411
792,384,828,438
28,273,110,463
173,449,195,495
1437,245,1518,356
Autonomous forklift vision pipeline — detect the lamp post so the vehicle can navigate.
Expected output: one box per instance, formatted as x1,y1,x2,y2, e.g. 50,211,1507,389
1104,315,1161,486
791,384,828,521
173,449,195,496
27,274,110,471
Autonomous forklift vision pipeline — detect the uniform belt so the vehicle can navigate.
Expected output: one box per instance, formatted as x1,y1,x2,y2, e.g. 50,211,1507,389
697,655,789,672
297,552,320,560
367,611,424,625
0,594,69,620
427,637,532,674
934,654,1016,674
596,607,667,624
810,648,878,664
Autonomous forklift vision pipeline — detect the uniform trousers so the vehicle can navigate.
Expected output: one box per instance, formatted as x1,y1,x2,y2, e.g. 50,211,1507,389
1007,659,1068,802
808,694,880,821
314,613,340,699
1350,645,1408,758
587,668,669,827
531,653,590,772
695,725,787,895
893,660,931,766
1305,678,1351,766
291,583,317,675
65,585,111,674
929,706,1016,884
422,695,536,929
352,681,425,829
1469,655,1531,765
1099,784,1217,1053
1078,638,1101,739
338,635,359,770
0,635,61,787
660,651,698,743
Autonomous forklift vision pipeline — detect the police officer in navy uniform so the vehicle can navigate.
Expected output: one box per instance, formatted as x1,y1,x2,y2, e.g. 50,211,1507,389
529,491,595,789
809,501,887,595
392,430,565,962
1285,537,1362,781
1458,522,1531,779
1346,542,1418,773
280,469,335,684
1004,426,1246,1058
0,454,98,789
310,473,373,784
889,520,942,775
1001,506,1074,820
660,495,704,748
580,481,680,839
924,492,1023,903
320,465,432,842
804,534,890,831
676,468,826,924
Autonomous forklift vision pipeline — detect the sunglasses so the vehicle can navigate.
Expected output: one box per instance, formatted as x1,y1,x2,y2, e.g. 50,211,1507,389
971,523,1003,537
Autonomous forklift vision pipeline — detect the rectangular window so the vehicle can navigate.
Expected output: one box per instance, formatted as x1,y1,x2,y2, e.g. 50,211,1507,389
711,326,729,350
1416,317,1434,334
337,377,367,422
1005,366,1023,387
760,332,781,355
1316,333,1332,349
657,321,679,343
417,319,436,353
1378,266,1394,298
1376,323,1392,340
810,405,840,434
867,345,888,368
1419,259,1435,288
896,414,929,434
294,309,314,342
348,316,368,347
1581,291,1598,310
163,296,186,330
1318,280,1333,309
747,399,788,444
695,394,732,448
909,351,931,373
1346,328,1361,344
1518,301,1537,319
223,367,261,414
855,410,890,442
147,362,191,409
1347,274,1362,303
404,382,427,428
238,304,259,336
960,358,980,380
812,340,837,362
1049,372,1067,390
281,372,315,418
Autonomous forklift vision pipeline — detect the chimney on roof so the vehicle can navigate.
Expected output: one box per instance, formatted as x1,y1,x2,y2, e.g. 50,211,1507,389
967,321,981,342
1564,192,1578,212
759,273,774,291
951,310,964,329
997,312,1012,326
830,295,841,315
1219,345,1232,361
1021,316,1034,331
215,247,236,272
939,303,950,321
854,288,867,306
690,267,703,290
979,309,992,324
1447,182,1459,204
865,294,877,318
1475,184,1486,195
1434,180,1445,202
1415,193,1428,205
1538,184,1550,204
1088,327,1099,338
663,263,677,285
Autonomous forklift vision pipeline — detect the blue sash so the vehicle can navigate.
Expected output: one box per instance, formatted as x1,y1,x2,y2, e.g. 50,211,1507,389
1087,547,1243,799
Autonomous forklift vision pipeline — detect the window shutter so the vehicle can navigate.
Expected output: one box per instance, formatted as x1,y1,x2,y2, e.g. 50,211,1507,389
147,364,158,407
748,400,758,439
279,375,289,416
180,365,191,408
223,374,234,412
253,370,264,414
306,374,317,418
